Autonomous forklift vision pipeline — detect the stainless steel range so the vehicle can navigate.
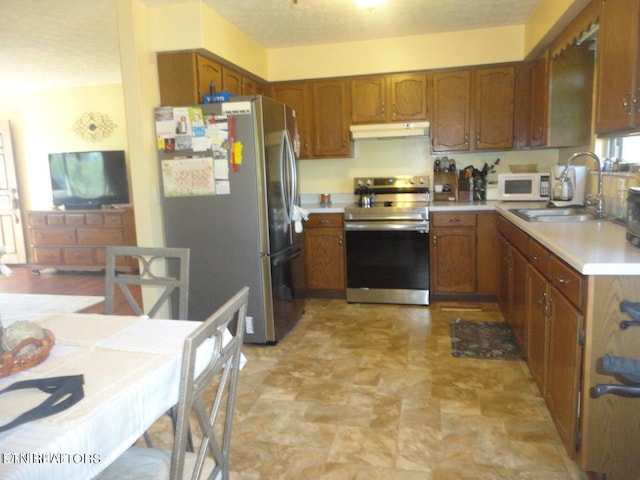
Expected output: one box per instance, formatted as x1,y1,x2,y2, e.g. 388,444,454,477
344,176,430,305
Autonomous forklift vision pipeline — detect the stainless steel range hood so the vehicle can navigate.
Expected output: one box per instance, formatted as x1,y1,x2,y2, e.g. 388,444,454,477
350,121,430,139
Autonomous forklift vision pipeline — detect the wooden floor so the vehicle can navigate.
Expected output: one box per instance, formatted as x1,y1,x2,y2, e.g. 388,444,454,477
0,266,141,315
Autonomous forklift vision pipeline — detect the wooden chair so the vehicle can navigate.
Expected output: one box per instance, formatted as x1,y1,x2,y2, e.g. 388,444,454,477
96,286,249,480
104,246,190,320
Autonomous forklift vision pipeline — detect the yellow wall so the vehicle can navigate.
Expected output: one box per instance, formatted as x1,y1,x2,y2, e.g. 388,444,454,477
0,84,128,211
524,0,592,59
117,0,164,250
267,26,524,81
148,2,269,80
143,0,590,81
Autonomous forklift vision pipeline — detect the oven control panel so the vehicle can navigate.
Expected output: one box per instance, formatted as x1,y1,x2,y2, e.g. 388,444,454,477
354,176,429,193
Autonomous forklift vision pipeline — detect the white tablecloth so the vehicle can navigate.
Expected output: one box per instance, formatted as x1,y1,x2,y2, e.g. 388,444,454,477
0,293,105,326
0,313,205,479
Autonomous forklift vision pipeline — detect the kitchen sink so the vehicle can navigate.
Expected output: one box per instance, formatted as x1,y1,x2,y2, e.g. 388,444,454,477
509,207,609,222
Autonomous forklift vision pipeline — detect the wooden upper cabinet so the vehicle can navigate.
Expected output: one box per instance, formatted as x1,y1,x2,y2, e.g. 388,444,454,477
157,52,220,106
514,62,534,149
390,74,428,121
431,70,472,152
270,82,312,158
311,79,351,158
595,0,640,135
474,66,515,150
530,53,549,147
158,51,265,105
351,73,427,124
195,56,223,103
432,66,515,152
222,67,242,95
241,76,259,95
351,76,387,123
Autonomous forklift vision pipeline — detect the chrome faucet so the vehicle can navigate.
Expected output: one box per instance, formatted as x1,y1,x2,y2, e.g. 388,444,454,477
566,151,605,217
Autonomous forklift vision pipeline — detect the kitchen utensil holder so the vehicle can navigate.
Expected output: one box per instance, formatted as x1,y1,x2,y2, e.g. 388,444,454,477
433,171,458,202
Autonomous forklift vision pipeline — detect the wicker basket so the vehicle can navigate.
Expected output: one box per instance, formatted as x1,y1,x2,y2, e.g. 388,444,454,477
0,329,55,378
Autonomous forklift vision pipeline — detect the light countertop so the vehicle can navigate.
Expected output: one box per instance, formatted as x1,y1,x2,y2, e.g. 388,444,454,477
494,203,640,276
299,195,640,276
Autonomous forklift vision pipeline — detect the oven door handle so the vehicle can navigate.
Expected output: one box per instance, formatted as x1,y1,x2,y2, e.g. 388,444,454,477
345,221,429,232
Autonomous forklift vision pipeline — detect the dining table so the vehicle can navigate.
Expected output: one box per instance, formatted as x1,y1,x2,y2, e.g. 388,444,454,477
0,293,105,325
0,311,239,479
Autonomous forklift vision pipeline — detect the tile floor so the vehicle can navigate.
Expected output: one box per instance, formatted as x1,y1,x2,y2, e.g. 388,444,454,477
146,298,586,480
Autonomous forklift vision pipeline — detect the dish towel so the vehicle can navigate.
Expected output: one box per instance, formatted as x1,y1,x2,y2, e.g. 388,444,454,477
292,205,309,233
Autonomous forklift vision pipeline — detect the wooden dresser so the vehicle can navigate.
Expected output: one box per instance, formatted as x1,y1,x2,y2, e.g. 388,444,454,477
27,207,137,273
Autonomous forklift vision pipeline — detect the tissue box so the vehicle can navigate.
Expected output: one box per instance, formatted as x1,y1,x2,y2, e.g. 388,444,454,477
203,91,236,104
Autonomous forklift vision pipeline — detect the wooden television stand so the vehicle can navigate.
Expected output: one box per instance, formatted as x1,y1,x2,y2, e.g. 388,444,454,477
27,206,137,274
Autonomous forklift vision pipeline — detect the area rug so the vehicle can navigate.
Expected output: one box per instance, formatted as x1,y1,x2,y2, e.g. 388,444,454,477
449,318,523,360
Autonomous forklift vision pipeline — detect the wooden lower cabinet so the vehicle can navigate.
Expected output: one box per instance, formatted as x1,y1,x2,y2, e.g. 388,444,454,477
509,246,528,351
303,213,345,297
498,214,587,464
27,208,137,273
430,211,499,297
526,263,548,393
581,275,640,480
430,213,476,293
545,283,584,454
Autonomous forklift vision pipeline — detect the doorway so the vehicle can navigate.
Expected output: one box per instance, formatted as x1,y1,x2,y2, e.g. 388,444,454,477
0,120,26,264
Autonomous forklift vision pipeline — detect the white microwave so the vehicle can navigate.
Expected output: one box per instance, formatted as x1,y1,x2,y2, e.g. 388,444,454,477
498,173,550,201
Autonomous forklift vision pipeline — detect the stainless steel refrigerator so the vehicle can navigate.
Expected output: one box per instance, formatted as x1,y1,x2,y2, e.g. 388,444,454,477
155,96,306,344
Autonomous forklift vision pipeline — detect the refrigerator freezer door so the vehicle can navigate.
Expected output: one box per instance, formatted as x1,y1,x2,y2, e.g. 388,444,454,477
267,240,306,340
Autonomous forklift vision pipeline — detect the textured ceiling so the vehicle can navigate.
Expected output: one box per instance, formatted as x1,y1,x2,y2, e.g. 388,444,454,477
0,0,122,91
203,0,541,48
0,0,541,91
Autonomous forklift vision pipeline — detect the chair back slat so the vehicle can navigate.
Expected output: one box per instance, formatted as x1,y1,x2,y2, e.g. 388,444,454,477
104,246,190,320
170,286,248,480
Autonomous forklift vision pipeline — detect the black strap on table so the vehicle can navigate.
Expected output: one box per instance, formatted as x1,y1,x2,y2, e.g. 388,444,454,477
0,375,84,432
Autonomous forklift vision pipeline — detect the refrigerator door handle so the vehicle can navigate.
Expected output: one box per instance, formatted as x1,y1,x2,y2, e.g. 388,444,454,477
284,129,297,211
271,246,303,267
279,131,292,224
283,130,297,217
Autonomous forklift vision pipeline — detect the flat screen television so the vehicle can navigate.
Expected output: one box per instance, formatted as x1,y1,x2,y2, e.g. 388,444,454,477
48,150,130,210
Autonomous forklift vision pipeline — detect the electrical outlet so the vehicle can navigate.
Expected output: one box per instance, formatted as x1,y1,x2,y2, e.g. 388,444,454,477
245,316,254,335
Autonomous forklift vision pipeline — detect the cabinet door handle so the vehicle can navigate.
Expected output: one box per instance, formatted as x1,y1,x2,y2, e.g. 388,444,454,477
381,103,385,115
555,275,570,285
448,218,460,223
319,219,330,224
623,93,633,116
531,254,540,261
545,296,553,318
432,235,437,244
464,133,469,145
